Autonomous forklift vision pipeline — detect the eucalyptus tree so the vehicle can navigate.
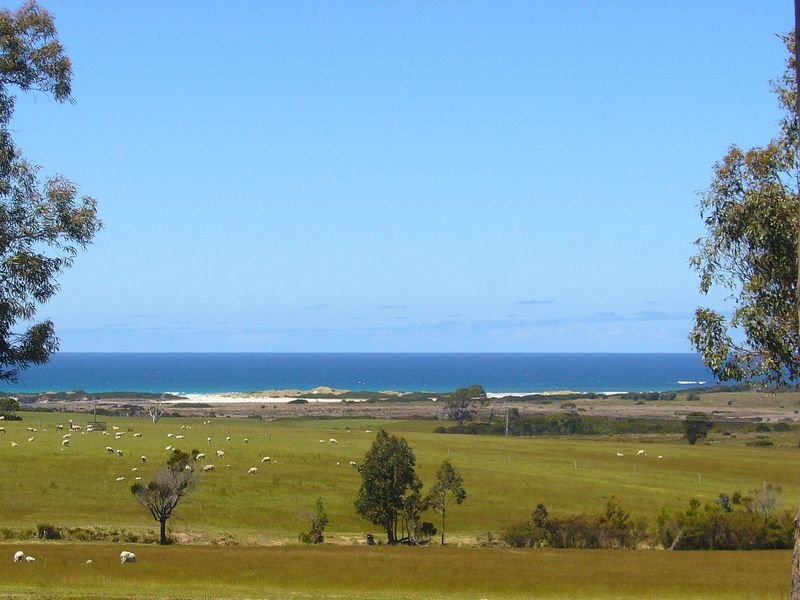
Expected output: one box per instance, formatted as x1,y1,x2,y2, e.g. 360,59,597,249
0,1,101,382
690,31,800,597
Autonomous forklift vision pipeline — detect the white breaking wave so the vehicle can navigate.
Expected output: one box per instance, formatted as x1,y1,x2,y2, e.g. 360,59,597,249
677,380,706,385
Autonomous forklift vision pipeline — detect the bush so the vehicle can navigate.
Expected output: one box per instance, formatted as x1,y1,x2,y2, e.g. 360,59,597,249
746,439,774,447
36,523,61,540
754,423,771,432
773,421,791,432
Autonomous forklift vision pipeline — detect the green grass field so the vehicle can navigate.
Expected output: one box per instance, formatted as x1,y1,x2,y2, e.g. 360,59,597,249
0,411,796,598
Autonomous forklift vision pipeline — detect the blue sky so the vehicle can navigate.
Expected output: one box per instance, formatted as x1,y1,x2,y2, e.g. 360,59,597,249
8,1,793,352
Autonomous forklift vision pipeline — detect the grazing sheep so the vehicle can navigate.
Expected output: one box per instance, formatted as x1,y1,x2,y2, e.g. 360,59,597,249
329,438,338,445
27,436,35,443
24,556,35,563
133,433,142,438
131,467,138,472
616,452,624,457
637,449,646,456
349,461,357,468
56,424,64,430
106,446,114,454
261,456,271,463
140,455,147,463
658,455,664,459
85,559,93,565
115,432,125,438
165,445,173,451
112,426,119,431
336,462,341,467
62,433,72,439
195,453,206,461
247,467,258,475
120,551,136,564
0,427,4,433
226,436,231,442
61,439,69,447
319,440,325,444
180,425,186,430
243,438,249,443
167,433,174,438
102,431,110,436
184,465,192,472
10,441,18,447
13,551,25,563
116,449,124,457
135,476,142,481
203,464,215,472
207,437,212,444
176,435,185,440
216,450,225,458
115,476,126,482
365,430,372,433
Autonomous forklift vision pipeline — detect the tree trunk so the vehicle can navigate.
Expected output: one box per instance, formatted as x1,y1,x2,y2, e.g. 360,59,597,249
794,5,800,599
160,517,168,545
441,508,446,546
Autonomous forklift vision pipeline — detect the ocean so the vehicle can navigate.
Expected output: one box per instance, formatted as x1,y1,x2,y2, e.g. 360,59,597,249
0,353,717,395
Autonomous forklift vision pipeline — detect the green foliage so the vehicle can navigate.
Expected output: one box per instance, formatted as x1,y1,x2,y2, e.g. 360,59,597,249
0,397,18,412
683,412,713,445
299,497,329,544
690,32,799,386
354,429,419,544
0,2,100,382
427,459,467,545
656,491,793,550
444,384,487,427
35,522,60,539
131,451,197,545
501,498,646,549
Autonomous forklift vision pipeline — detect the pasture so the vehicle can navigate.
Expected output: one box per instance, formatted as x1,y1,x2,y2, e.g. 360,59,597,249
0,410,797,597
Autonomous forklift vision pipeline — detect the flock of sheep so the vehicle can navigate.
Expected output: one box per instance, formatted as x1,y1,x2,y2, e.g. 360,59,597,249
2,417,363,484
13,550,137,564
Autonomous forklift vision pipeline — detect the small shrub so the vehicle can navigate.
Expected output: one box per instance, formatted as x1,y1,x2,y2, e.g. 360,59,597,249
746,439,774,447
773,421,791,432
754,423,771,432
433,426,446,434
36,523,61,540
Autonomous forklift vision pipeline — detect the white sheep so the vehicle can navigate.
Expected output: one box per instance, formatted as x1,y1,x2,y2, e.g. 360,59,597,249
175,435,185,440
184,465,192,472
140,455,147,463
167,433,174,438
336,462,341,467
207,437,212,444
637,449,646,456
658,455,664,459
115,476,126,482
27,436,35,443
248,467,258,475
56,424,64,430
62,433,71,439
203,464,215,472
116,449,124,457
216,450,225,458
24,556,35,563
225,436,231,442
13,550,25,563
319,439,325,444
165,445,173,451
329,438,338,444
133,432,142,437
10,441,18,447
349,461,357,468
195,453,206,461
0,427,4,433
112,426,119,431
261,456,271,463
120,550,136,563
616,452,624,457
105,446,114,454
61,439,69,447
131,467,138,472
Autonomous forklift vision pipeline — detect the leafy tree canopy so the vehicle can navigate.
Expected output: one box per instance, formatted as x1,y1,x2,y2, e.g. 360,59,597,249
0,1,100,382
690,32,798,385
354,429,418,545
